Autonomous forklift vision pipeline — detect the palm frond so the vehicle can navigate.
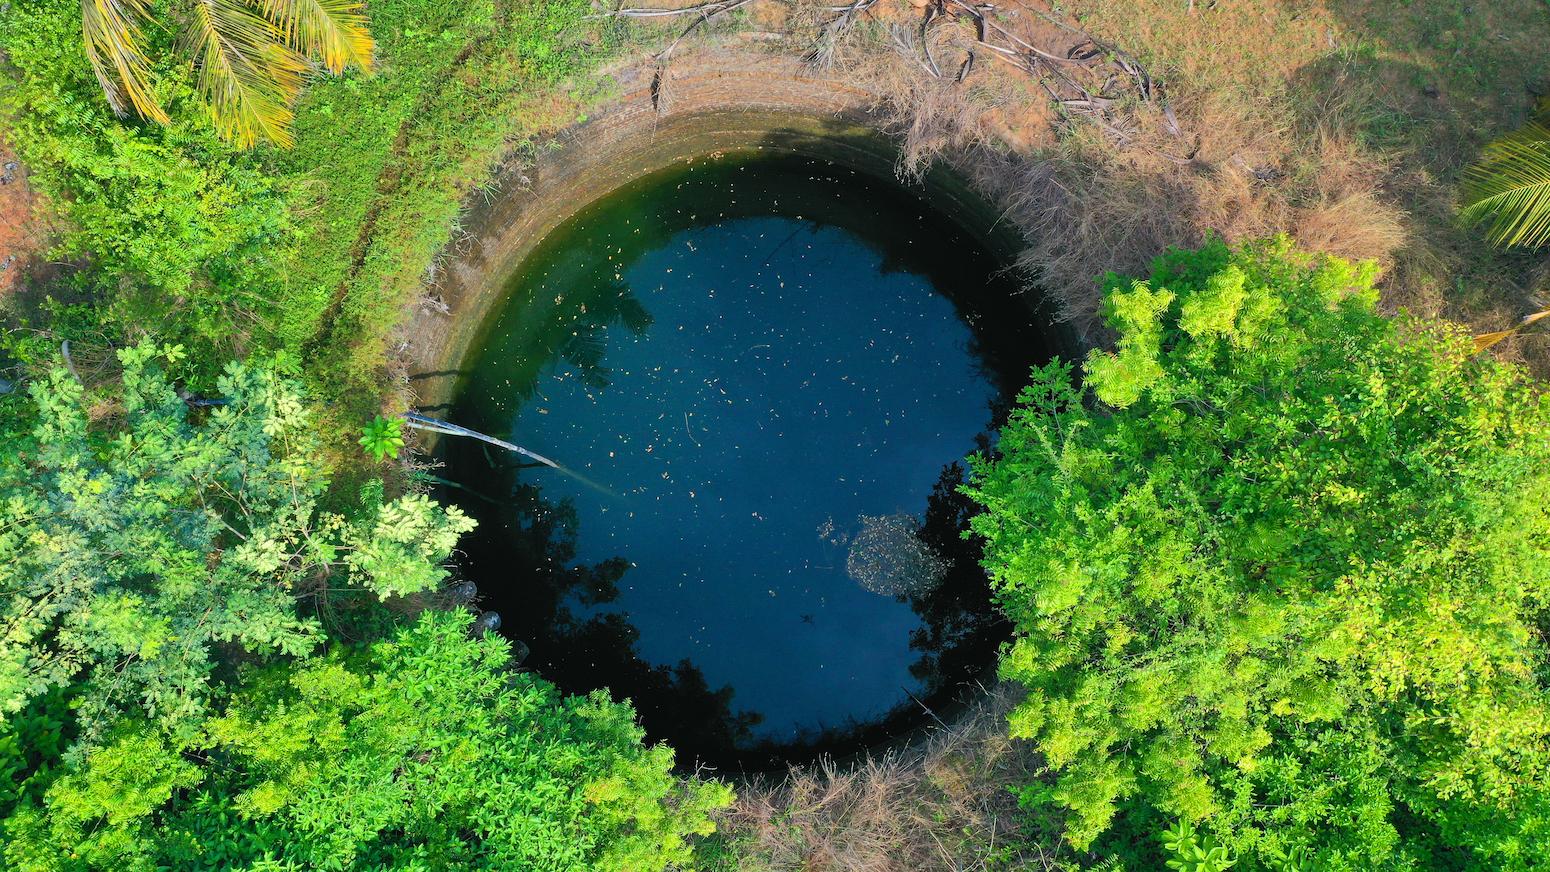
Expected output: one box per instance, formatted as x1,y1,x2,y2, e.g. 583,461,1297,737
183,0,307,148
1460,112,1550,249
80,0,169,123
257,0,374,73
1474,308,1550,353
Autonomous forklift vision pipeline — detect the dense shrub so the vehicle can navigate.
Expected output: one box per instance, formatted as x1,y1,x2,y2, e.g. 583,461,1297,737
968,238,1550,869
0,0,616,403
0,346,730,868
0,342,472,737
2,611,733,871
0,0,292,355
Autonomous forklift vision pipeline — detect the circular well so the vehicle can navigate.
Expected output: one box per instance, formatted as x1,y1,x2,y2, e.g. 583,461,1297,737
442,146,1060,770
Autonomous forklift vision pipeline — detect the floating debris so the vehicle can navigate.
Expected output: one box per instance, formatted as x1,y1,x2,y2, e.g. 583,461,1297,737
846,513,947,598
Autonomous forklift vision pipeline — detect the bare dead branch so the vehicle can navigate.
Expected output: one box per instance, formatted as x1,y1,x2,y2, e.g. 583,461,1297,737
919,4,942,79
601,0,757,18
806,0,877,69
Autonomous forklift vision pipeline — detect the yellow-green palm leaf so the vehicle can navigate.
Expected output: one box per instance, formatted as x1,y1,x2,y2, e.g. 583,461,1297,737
79,0,373,148
257,0,374,74
80,0,169,123
1461,111,1550,249
182,0,307,148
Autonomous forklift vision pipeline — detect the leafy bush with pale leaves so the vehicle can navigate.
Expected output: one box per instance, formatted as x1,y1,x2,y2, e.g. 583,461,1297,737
969,238,1550,869
0,342,470,737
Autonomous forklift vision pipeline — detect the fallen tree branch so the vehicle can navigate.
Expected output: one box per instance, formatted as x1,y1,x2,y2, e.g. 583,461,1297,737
955,49,975,83
600,0,757,18
920,3,943,79
890,22,940,78
631,0,764,111
807,0,878,69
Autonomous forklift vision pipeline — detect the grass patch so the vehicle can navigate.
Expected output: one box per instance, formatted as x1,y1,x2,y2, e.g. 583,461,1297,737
0,0,624,433
710,686,1052,871
278,0,623,414
1059,0,1550,360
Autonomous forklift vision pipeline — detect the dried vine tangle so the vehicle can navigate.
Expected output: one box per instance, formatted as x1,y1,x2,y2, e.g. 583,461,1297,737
600,0,1191,160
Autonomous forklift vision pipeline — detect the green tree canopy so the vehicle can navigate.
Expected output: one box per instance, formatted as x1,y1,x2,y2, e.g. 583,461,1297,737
3,611,733,871
0,342,472,738
0,345,732,869
968,238,1550,869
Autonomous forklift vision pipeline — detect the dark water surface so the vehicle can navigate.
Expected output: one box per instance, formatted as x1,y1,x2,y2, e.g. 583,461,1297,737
445,152,1056,769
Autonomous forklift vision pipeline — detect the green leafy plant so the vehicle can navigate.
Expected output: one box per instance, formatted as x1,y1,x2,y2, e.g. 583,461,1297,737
0,688,75,818
1162,820,1234,872
358,414,405,461
1461,100,1550,248
0,342,470,737
969,237,1550,870
0,346,724,869
4,611,734,870
1267,845,1310,872
0,0,615,404
1460,101,1550,350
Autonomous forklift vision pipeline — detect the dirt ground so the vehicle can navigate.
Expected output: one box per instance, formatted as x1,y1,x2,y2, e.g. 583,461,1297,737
0,138,45,299
1038,0,1550,363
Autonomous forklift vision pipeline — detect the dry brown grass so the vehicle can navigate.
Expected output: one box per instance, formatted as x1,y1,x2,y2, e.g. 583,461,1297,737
654,0,1548,356
959,81,1406,337
710,684,1062,872
1047,0,1550,359
725,0,1420,342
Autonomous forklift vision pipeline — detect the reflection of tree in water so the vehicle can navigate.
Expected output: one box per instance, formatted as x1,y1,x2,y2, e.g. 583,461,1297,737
807,430,1007,750
475,273,654,411
464,465,1005,772
443,153,1043,768
550,279,652,395
451,224,764,767
905,439,1010,692
730,451,1009,769
456,479,760,766
829,442,1007,700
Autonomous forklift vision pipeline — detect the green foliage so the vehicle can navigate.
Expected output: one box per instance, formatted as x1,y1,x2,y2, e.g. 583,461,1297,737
4,611,733,871
358,414,405,460
1461,99,1550,248
81,0,374,149
0,342,471,737
1162,820,1235,872
0,688,76,815
338,492,476,600
969,237,1550,870
298,0,623,411
0,348,723,869
0,0,621,411
0,0,293,360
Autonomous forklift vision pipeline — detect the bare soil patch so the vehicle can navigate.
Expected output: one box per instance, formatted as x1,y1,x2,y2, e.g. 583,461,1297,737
0,138,47,299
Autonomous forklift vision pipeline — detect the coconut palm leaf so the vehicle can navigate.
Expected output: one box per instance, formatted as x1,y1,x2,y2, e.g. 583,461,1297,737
80,0,169,123
1461,110,1550,249
182,0,307,148
1474,308,1550,352
256,0,374,74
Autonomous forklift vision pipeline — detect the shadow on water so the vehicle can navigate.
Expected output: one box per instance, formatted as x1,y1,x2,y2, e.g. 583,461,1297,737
441,150,1057,772
450,457,1009,770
